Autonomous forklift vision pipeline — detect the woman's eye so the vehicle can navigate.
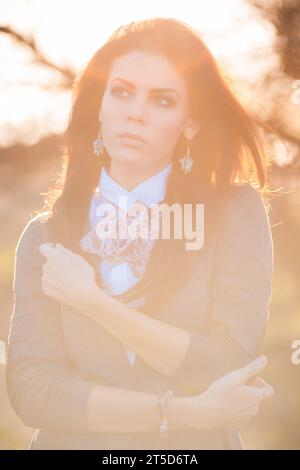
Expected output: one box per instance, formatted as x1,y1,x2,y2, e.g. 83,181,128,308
154,96,174,106
111,87,174,106
112,87,130,97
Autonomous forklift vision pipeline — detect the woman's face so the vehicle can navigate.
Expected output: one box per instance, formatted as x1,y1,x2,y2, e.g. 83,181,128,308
99,49,200,173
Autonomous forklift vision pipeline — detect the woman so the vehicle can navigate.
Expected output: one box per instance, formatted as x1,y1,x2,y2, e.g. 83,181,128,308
6,17,274,450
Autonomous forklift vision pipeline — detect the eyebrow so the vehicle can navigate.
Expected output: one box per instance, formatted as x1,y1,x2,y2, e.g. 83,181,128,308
110,77,180,97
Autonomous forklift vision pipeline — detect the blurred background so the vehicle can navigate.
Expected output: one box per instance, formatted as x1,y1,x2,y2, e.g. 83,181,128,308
0,0,300,450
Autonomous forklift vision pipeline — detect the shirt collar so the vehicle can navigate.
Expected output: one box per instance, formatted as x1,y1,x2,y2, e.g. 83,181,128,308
96,161,173,211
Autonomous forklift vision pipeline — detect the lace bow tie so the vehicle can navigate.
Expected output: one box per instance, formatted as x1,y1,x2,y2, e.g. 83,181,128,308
80,200,159,278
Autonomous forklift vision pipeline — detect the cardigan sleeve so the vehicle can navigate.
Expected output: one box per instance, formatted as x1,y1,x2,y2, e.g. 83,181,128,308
5,213,99,433
167,183,274,396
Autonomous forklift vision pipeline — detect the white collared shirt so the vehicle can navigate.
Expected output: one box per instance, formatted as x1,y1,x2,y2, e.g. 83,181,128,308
85,161,173,367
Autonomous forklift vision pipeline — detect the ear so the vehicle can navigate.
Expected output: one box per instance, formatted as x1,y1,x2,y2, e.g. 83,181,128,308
183,117,201,140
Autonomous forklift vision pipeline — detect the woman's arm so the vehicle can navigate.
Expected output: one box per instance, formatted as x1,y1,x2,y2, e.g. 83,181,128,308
83,290,192,379
87,384,190,433
87,356,273,433
7,211,272,435
6,214,192,434
81,185,273,395
68,183,274,396
166,183,274,396
39,183,273,399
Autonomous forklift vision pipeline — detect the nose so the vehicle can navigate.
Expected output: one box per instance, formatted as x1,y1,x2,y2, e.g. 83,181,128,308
127,96,147,123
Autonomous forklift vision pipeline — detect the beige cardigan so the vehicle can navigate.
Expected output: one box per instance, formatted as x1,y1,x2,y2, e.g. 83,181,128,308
5,182,274,449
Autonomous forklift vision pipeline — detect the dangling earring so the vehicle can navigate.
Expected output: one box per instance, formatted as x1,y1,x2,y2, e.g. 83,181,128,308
179,140,193,174
93,127,105,157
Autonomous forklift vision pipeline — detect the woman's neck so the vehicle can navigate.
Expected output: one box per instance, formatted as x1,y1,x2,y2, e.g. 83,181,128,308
108,160,172,192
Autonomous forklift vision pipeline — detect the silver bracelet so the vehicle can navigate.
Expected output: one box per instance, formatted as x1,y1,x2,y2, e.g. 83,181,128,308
157,389,174,439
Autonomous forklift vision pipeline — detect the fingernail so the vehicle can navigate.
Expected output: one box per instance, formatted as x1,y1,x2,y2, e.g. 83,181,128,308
257,355,267,364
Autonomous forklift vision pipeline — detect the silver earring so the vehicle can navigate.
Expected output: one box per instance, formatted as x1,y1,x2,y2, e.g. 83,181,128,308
93,128,104,157
179,141,193,174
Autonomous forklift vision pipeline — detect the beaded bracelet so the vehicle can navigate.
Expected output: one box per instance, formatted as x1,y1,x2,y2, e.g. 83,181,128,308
157,389,174,439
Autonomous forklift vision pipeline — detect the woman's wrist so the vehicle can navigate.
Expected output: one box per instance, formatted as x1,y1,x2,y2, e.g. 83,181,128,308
77,281,107,319
190,392,221,430
168,393,216,431
167,395,195,430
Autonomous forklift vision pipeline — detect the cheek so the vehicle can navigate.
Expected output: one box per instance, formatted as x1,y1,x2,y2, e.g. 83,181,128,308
151,115,184,146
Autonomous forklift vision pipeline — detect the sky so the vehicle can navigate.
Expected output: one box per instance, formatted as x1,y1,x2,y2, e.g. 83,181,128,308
0,0,282,148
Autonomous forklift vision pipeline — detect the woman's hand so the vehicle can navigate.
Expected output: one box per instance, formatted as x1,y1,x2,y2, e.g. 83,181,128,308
185,355,274,430
39,242,99,313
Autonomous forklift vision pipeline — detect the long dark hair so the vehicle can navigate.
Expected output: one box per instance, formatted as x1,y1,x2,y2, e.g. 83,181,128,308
40,17,272,315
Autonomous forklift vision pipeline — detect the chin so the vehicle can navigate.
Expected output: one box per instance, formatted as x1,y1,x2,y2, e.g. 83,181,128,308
110,150,149,167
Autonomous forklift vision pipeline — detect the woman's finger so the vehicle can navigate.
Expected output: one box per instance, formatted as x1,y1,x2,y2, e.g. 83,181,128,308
42,260,55,273
39,243,56,260
42,258,61,279
210,356,268,390
232,356,268,386
55,242,66,252
234,402,257,412
242,384,271,402
41,282,58,297
42,269,58,286
250,377,274,397
228,413,256,428
42,271,56,285
229,403,260,421
56,242,75,257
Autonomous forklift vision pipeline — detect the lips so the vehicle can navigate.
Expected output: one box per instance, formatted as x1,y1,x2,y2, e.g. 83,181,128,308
118,132,146,143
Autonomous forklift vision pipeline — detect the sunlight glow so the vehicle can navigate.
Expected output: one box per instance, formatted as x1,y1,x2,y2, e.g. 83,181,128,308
0,0,283,152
